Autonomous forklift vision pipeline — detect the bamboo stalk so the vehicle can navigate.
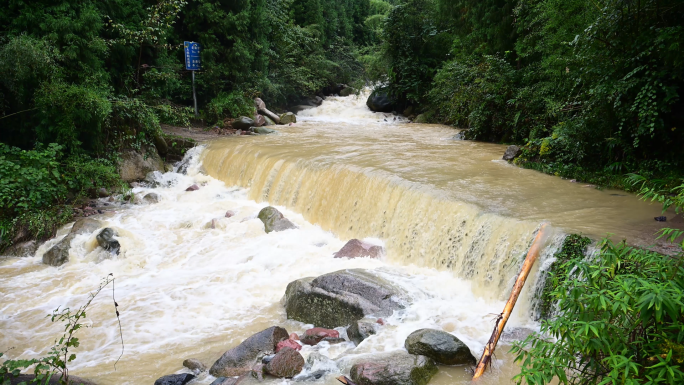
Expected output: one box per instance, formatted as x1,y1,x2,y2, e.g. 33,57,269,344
472,223,549,380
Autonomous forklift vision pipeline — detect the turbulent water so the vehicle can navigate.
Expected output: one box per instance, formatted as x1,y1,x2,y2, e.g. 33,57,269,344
0,92,677,385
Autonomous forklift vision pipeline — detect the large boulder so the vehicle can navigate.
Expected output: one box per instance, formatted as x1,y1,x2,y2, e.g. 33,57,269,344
264,346,305,378
96,228,120,255
279,112,296,125
283,269,407,329
258,206,297,233
366,89,396,113
254,98,267,111
414,114,428,124
404,329,476,366
503,145,522,161
5,240,39,258
334,239,384,259
253,127,277,135
232,117,255,131
118,148,164,182
350,352,437,385
154,374,195,385
43,219,102,266
254,114,266,127
209,326,289,377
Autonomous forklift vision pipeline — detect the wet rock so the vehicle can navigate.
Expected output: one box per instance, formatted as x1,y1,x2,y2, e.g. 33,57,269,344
225,210,236,218
452,131,466,140
43,219,102,266
253,127,276,135
234,371,263,385
264,346,305,378
263,116,276,126
210,326,289,377
143,193,161,204
186,184,200,191
210,378,238,385
97,188,109,198
279,112,296,125
154,133,169,156
233,117,255,131
96,228,120,254
118,148,164,182
503,145,522,161
254,98,267,111
183,358,207,373
340,87,355,97
366,88,396,113
347,320,377,345
300,328,339,345
294,352,337,382
284,269,407,329
655,216,667,222
5,240,38,258
414,114,428,124
258,206,297,233
254,114,266,127
334,239,384,259
350,352,437,385
404,329,476,366
276,339,302,352
154,374,195,385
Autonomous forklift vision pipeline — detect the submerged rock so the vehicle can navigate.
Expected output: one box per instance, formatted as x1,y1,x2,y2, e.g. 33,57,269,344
5,240,38,258
258,206,297,233
284,269,406,329
43,218,102,266
233,117,255,131
334,239,384,259
279,112,296,125
253,127,277,135
210,378,238,385
143,192,161,203
503,145,522,161
154,374,195,385
347,320,377,345
350,352,437,385
404,329,476,366
186,184,200,191
366,89,396,113
183,358,207,373
96,228,120,254
210,326,289,377
264,346,305,378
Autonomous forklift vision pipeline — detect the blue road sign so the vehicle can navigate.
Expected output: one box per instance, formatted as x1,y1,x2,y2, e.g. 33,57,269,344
184,41,201,70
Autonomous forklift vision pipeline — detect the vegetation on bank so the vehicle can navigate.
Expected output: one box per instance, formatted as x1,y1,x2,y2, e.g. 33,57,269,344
365,0,684,191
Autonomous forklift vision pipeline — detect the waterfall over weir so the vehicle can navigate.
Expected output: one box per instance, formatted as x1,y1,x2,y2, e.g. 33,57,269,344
0,92,671,385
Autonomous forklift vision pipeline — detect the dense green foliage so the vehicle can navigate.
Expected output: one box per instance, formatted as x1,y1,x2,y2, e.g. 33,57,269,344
370,0,684,185
513,237,684,385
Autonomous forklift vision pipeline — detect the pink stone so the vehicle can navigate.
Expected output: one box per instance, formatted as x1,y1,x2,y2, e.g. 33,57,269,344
333,239,384,259
225,210,236,218
186,184,199,191
276,339,302,353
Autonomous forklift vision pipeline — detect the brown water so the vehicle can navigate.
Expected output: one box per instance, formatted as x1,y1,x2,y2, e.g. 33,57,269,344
0,92,678,385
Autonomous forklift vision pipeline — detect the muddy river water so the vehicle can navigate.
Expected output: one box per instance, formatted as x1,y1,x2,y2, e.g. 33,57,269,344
1,92,678,385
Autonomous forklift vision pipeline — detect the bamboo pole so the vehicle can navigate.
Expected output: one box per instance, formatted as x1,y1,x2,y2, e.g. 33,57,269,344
472,223,549,380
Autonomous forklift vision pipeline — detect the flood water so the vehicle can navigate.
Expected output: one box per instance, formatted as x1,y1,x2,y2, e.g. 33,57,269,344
0,92,678,385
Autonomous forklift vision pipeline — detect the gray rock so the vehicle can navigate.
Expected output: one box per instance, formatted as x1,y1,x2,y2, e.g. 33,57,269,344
233,117,255,131
143,193,161,204
503,145,522,161
258,206,297,233
293,352,337,381
279,112,296,125
43,219,102,266
209,326,289,377
5,240,38,258
254,98,267,111
263,116,276,126
260,108,281,124
334,239,384,259
414,114,428,123
284,269,407,329
118,148,164,182
404,329,476,366
339,87,355,97
451,131,465,140
97,188,109,198
183,358,207,373
154,133,169,156
264,346,305,378
254,114,266,127
210,378,238,385
253,127,277,135
153,374,195,385
366,89,396,113
350,352,437,385
96,228,120,255
347,320,377,345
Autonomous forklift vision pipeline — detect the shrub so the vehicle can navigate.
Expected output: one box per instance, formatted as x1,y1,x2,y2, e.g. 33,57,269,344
204,91,254,125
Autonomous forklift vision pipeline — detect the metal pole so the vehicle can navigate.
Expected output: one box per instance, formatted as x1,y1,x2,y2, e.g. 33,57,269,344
192,70,198,117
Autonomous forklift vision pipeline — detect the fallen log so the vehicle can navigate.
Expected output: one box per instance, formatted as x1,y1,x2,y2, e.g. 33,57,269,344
337,375,358,385
472,223,549,380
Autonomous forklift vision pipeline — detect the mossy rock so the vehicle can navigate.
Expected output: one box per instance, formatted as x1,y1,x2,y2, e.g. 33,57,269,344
350,352,437,385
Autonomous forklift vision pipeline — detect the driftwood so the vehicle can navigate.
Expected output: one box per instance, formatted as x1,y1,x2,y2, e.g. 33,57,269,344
337,375,358,385
472,223,549,380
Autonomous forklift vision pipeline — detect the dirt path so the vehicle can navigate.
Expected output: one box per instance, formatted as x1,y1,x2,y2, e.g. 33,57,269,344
161,124,224,142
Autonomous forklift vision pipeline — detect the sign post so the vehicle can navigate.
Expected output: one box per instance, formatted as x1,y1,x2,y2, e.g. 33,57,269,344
184,41,201,117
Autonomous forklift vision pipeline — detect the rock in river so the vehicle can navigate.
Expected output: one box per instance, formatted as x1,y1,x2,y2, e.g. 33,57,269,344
264,346,305,378
96,228,120,254
279,112,296,124
366,88,396,113
258,206,297,233
284,269,406,329
183,358,207,373
334,239,384,259
43,218,102,266
233,117,255,131
154,374,195,385
404,328,476,365
350,352,437,385
347,320,377,345
503,145,522,161
210,326,289,377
